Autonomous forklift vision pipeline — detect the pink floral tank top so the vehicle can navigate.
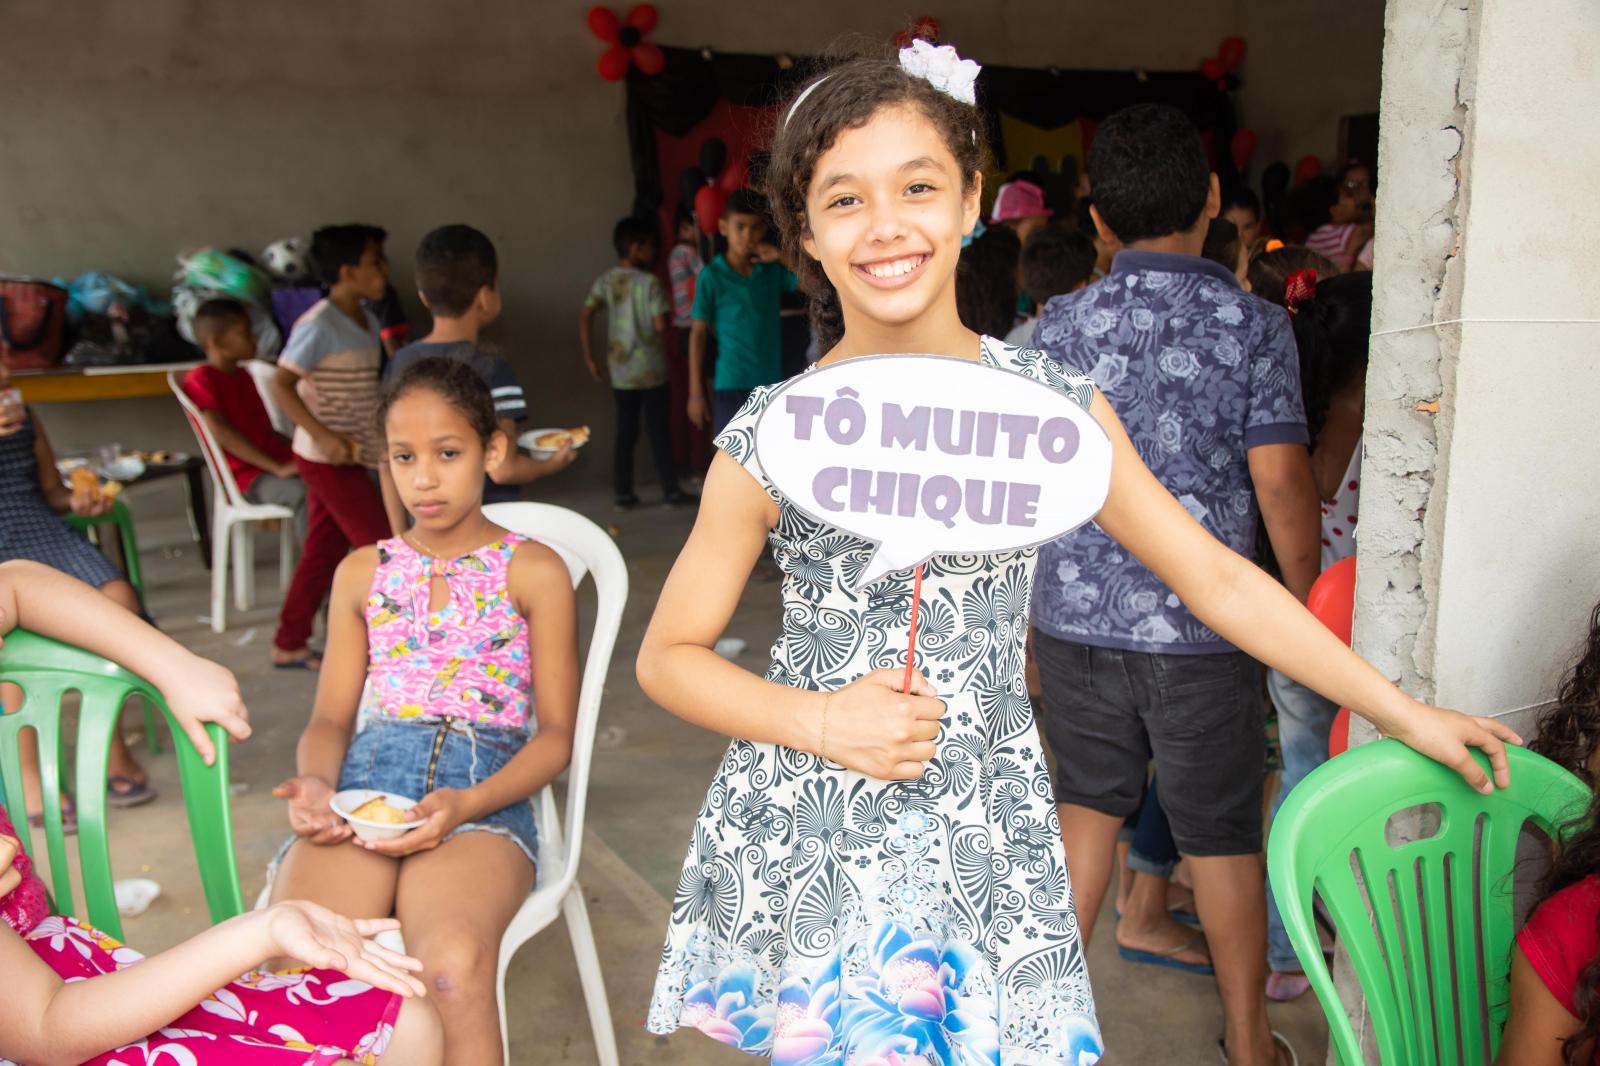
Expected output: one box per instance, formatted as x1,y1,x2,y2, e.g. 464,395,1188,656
360,534,533,728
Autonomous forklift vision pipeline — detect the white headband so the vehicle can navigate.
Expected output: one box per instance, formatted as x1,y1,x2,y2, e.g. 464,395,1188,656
783,41,982,128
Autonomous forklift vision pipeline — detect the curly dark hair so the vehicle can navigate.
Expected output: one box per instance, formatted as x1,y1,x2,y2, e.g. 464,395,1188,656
1289,271,1372,442
955,224,1021,339
1531,600,1600,787
1086,103,1211,244
378,354,498,445
764,52,989,352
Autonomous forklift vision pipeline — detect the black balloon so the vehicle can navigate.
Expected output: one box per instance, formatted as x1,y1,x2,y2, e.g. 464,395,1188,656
678,166,707,205
698,138,727,180
1261,161,1290,205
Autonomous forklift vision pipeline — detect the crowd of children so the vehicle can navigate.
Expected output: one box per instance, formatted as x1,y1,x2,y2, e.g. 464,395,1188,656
6,34,1600,1066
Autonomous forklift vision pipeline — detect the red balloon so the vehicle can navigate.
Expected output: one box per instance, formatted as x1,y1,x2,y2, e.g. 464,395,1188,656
1200,57,1226,82
632,42,665,75
625,3,658,34
695,185,726,236
1293,153,1323,186
718,156,749,193
1229,128,1259,171
1307,556,1355,645
1218,35,1246,71
587,6,620,43
597,44,631,81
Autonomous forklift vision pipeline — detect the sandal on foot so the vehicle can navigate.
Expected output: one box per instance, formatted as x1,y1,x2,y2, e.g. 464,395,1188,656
1266,970,1312,1001
106,774,157,809
1217,1032,1298,1066
1116,936,1214,975
273,651,322,672
26,796,78,835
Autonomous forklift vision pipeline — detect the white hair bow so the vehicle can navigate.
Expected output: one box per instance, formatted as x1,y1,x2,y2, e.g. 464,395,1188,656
898,40,981,105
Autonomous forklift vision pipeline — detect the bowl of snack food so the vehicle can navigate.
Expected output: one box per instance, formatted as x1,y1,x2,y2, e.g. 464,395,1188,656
518,425,590,459
68,464,125,501
332,789,426,841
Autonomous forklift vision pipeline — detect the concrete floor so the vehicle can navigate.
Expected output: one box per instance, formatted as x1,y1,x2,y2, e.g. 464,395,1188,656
28,471,1329,1065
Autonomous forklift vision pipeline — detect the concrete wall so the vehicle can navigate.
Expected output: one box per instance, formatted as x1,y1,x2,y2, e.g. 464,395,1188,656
0,0,1382,454
1359,0,1600,730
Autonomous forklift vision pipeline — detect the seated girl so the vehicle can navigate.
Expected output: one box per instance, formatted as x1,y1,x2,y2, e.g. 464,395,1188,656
0,361,155,815
269,358,579,1064
0,558,441,1066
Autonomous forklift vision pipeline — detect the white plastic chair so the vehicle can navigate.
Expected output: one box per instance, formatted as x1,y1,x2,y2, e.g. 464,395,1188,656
245,358,295,437
167,372,296,633
479,502,625,1066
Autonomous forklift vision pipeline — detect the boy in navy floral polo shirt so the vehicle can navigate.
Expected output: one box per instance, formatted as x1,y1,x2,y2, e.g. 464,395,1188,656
1030,104,1320,1066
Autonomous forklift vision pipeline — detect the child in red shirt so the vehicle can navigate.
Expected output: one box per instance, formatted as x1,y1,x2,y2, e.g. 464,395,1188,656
181,298,322,670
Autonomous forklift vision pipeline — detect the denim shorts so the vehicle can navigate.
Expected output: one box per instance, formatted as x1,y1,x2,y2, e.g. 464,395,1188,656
337,714,539,867
1033,629,1266,856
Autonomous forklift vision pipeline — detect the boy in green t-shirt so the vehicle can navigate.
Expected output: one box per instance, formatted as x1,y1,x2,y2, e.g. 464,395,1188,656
686,190,798,435
581,216,694,509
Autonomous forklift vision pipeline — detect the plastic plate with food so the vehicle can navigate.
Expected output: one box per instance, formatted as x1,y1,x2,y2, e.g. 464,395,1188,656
332,788,426,841
518,425,590,458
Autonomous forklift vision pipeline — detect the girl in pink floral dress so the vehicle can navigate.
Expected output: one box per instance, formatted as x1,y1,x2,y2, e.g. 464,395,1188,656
0,559,442,1066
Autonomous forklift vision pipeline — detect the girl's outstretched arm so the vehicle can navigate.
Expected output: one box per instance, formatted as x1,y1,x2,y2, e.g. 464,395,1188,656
358,541,582,856
1087,392,1520,793
273,549,378,844
0,844,423,1066
635,452,945,782
0,560,250,763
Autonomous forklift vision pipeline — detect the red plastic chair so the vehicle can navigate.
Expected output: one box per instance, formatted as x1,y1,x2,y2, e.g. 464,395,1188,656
1307,557,1356,757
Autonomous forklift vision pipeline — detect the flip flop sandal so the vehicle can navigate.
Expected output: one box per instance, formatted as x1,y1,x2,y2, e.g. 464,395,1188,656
1116,935,1215,976
106,774,157,809
1114,904,1203,928
1217,1032,1298,1066
273,653,322,672
27,797,78,835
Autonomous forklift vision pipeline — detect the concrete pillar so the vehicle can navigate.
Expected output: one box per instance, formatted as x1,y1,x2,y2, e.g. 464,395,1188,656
1333,0,1600,1057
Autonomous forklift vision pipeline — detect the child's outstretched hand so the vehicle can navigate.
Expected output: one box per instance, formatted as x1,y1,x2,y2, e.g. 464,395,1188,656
262,900,426,998
273,775,351,844
1385,700,1523,794
819,668,946,781
160,656,252,766
354,788,471,858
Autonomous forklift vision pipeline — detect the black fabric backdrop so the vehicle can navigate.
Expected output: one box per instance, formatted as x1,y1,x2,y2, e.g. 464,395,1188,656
624,45,1238,218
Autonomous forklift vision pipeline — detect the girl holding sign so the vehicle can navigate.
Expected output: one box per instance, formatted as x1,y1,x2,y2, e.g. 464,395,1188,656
638,43,1517,1066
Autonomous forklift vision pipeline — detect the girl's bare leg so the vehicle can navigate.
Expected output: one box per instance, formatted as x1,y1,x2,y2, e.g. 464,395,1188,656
396,832,534,1066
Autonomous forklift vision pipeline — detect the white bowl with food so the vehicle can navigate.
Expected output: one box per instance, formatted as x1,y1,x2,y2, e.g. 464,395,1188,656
518,425,590,458
332,789,425,841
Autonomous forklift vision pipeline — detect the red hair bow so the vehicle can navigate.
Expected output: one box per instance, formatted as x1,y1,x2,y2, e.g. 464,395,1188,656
1284,268,1318,316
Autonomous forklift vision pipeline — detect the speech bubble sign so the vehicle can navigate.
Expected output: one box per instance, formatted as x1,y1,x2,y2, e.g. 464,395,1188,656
754,354,1112,588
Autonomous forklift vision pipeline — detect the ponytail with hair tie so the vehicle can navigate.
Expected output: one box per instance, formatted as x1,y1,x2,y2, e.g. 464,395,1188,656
1283,268,1318,317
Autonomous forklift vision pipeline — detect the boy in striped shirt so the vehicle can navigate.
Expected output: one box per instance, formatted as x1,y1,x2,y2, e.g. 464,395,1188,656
386,224,576,506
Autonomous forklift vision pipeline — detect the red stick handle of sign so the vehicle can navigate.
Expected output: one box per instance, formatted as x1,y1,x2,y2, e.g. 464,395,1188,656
903,562,925,695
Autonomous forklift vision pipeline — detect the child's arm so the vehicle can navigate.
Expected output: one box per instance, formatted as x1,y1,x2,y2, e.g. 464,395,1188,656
1249,443,1321,603
0,560,250,763
579,304,604,383
357,541,580,856
687,321,711,428
634,453,945,781
272,550,377,844
1087,391,1520,792
1494,945,1577,1066
200,409,296,480
487,419,577,486
28,417,108,518
0,853,423,1066
270,365,355,466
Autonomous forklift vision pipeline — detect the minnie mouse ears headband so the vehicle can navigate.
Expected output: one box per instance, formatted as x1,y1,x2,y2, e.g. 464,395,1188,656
785,41,982,135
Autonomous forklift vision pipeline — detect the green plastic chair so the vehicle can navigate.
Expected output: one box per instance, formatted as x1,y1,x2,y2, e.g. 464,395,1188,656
1267,739,1590,1065
0,628,244,940
63,500,161,756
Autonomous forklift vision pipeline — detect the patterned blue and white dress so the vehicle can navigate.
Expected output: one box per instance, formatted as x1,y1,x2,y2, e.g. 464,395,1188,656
649,337,1105,1066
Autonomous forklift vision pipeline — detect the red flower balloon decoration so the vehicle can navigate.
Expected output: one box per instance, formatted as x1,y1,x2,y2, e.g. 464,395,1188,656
588,4,664,81
894,15,941,48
